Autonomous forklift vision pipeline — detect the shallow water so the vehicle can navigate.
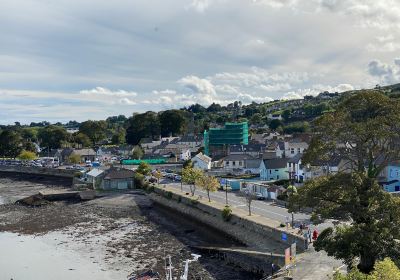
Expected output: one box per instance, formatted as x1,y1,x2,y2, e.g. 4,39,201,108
0,232,127,280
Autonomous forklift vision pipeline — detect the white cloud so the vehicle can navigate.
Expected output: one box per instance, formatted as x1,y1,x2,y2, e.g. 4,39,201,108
281,83,354,100
80,87,137,97
187,0,212,12
368,59,400,85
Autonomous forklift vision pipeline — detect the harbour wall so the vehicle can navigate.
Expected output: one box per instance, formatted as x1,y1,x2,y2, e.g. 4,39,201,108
0,165,75,179
148,185,306,263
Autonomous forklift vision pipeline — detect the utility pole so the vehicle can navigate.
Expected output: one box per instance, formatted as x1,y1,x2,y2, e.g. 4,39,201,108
225,179,228,205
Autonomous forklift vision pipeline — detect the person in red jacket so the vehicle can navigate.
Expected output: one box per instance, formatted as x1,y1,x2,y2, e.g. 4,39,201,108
312,229,319,241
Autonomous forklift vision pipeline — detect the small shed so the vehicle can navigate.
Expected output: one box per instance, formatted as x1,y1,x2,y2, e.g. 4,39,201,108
100,167,135,190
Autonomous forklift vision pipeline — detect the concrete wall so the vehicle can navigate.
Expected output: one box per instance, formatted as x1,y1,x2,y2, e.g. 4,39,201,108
0,165,76,178
149,186,306,256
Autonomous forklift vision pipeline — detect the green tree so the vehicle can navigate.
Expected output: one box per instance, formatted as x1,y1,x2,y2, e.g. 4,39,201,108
332,258,400,280
136,162,151,176
182,166,203,196
290,90,400,273
153,170,163,186
0,129,23,158
18,150,37,161
111,129,126,145
126,112,160,145
68,154,81,164
37,125,69,149
196,174,219,202
73,132,91,147
268,119,283,131
79,120,107,146
131,146,144,159
283,121,309,134
159,110,187,137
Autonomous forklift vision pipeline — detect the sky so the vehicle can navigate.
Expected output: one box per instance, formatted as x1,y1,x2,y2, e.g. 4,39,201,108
1,0,400,124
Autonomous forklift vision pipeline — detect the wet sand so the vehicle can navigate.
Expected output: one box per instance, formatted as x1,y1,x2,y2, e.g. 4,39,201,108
0,174,262,280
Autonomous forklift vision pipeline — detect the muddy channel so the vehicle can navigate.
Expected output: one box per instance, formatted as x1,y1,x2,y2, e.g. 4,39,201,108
0,173,265,280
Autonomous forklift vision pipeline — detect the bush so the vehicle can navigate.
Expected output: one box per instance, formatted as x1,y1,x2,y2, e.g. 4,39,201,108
166,191,173,199
134,173,145,188
277,193,288,201
222,205,233,222
190,198,199,205
279,223,285,228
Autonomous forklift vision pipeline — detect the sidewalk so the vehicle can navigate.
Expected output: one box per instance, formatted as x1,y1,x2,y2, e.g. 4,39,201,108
285,245,345,280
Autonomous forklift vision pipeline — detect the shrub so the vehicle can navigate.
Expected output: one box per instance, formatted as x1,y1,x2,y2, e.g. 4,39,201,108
222,205,233,222
134,173,145,188
190,198,199,205
166,191,173,199
279,223,285,227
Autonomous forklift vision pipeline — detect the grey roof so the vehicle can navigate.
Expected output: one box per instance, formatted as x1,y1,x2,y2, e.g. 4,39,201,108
223,154,255,161
104,167,135,180
229,144,265,153
263,158,289,169
245,159,262,168
73,148,96,156
311,154,344,167
87,168,104,177
288,153,302,163
193,152,211,163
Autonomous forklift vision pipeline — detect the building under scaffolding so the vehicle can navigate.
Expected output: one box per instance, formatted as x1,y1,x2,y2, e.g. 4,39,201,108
204,122,249,156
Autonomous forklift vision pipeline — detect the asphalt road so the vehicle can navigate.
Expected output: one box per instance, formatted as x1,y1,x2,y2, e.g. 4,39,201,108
162,179,312,227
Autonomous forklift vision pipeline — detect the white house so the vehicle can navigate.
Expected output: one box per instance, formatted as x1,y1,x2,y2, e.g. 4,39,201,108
287,153,304,182
179,149,191,161
268,113,283,120
260,158,289,181
192,152,212,170
244,159,262,175
222,154,255,170
284,139,309,158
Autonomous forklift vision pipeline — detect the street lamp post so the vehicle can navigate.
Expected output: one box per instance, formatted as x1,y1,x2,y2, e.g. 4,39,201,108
225,179,228,205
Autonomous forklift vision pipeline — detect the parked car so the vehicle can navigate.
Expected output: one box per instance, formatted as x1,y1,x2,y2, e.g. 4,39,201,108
255,192,266,200
174,175,181,181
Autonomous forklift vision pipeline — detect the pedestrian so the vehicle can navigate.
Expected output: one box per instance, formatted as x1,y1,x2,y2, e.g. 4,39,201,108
312,229,319,241
303,231,309,249
307,227,312,243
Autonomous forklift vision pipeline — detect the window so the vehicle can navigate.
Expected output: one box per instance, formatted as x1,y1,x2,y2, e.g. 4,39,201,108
298,148,301,153
291,148,294,154
233,161,236,166
275,169,278,172
269,170,272,174
239,161,242,166
277,175,280,180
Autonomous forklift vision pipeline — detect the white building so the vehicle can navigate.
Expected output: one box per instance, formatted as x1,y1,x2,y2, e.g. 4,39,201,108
284,139,309,158
192,152,212,170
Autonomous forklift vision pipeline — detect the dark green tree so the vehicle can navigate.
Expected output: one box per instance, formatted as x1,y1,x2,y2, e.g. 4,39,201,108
79,120,107,146
73,132,91,147
268,119,283,130
0,129,23,158
126,112,160,145
159,110,187,137
37,125,69,149
290,90,400,273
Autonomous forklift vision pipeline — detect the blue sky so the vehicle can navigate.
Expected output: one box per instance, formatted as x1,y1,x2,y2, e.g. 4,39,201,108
1,0,400,124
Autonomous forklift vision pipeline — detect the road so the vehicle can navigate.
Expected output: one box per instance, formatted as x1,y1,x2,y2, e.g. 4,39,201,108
162,179,318,228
